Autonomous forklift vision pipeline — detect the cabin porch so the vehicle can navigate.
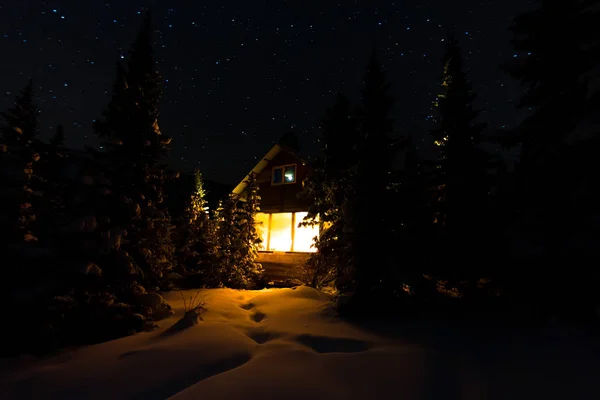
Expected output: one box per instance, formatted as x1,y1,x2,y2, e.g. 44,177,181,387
258,251,311,286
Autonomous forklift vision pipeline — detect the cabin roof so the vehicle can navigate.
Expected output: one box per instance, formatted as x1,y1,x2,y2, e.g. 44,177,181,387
231,142,284,197
232,132,302,198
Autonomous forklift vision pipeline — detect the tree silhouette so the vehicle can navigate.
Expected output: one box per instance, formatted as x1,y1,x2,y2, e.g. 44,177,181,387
94,10,169,168
428,31,493,280
298,93,358,289
350,49,397,298
503,0,600,319
1,79,38,148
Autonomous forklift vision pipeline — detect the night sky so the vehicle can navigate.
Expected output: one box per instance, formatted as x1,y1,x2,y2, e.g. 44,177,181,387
0,0,529,185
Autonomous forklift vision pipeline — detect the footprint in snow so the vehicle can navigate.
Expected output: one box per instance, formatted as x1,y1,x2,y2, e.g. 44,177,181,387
246,328,278,344
251,311,266,323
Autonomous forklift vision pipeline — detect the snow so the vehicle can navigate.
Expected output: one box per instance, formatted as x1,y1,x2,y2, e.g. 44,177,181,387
1,286,599,399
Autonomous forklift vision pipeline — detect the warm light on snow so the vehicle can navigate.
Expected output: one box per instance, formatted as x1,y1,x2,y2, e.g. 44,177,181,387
1,287,598,399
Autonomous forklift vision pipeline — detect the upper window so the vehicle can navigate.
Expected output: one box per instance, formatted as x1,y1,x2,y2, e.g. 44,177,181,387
272,164,296,185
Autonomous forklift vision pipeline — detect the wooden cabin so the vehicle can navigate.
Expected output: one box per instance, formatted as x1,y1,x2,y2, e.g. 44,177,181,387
232,134,319,283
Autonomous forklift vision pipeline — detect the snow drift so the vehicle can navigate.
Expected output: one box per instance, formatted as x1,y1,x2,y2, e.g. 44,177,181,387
1,286,598,399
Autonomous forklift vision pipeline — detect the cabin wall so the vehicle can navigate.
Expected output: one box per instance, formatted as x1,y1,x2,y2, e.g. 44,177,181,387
256,151,312,213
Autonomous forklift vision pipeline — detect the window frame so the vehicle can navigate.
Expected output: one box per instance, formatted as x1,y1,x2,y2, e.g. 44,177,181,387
271,163,297,185
254,211,318,253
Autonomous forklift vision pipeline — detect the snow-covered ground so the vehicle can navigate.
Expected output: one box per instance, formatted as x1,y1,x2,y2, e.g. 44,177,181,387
1,286,599,399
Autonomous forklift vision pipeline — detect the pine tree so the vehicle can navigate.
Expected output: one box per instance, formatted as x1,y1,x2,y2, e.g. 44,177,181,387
429,31,491,280
350,49,397,297
503,0,600,171
213,195,239,286
230,173,264,288
299,93,358,289
430,32,488,227
0,79,41,247
212,174,264,289
1,79,38,149
92,10,175,289
503,1,600,226
41,124,69,248
502,1,599,253
94,10,170,170
125,10,168,166
46,124,66,185
395,134,435,269
300,93,357,227
502,0,600,318
94,62,128,143
178,169,217,273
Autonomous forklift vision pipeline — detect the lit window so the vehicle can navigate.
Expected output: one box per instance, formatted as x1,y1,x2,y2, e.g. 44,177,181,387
272,164,296,185
254,212,318,253
293,212,318,252
268,212,293,251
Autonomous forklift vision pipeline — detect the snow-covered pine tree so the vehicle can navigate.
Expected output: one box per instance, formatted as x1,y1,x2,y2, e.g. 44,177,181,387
229,172,263,288
213,195,239,287
178,169,218,274
212,174,263,289
298,93,358,289
93,10,175,289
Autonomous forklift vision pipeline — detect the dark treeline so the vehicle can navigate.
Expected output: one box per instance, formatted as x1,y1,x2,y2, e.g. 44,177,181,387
300,1,600,323
1,2,599,357
0,11,264,357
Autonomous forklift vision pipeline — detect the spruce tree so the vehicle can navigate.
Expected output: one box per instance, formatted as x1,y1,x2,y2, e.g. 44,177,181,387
1,79,38,149
0,80,41,250
178,169,217,274
503,0,600,318
94,62,127,144
429,31,491,280
94,11,170,169
502,1,599,253
212,174,264,289
213,195,239,287
350,49,396,298
230,173,264,288
301,93,356,224
395,134,434,270
504,1,600,218
430,32,488,226
504,0,600,171
126,10,168,166
93,10,175,289
299,93,358,289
